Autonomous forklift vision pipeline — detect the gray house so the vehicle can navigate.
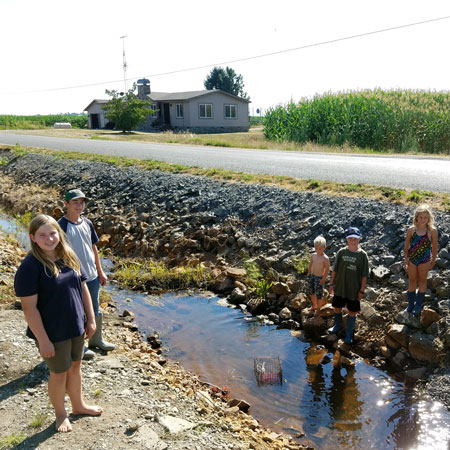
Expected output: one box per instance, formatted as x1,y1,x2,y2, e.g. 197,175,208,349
84,78,250,133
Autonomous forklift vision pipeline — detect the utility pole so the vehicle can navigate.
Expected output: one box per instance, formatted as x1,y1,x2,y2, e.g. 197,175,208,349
120,35,128,92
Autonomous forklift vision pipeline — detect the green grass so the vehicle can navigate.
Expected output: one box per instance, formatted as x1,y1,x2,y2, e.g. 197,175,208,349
293,249,310,276
3,145,449,211
254,279,273,299
29,410,47,428
14,211,32,227
113,259,211,290
0,433,26,449
406,190,434,203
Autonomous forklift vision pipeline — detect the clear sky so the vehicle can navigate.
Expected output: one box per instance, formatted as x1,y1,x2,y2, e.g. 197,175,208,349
1,0,449,115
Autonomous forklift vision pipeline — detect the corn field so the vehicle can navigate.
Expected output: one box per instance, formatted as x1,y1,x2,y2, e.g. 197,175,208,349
0,114,88,129
264,90,450,154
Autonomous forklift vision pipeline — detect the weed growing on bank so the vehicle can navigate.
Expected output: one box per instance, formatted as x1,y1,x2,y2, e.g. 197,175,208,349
0,433,26,450
243,259,277,299
293,249,310,275
28,410,47,428
112,259,211,291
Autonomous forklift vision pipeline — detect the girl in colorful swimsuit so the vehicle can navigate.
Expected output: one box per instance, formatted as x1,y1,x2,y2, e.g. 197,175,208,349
404,204,438,315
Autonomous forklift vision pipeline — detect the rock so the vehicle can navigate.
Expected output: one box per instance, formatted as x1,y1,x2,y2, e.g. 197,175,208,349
133,424,168,449
364,287,378,301
339,355,355,368
214,274,235,293
226,267,247,279
387,324,410,347
271,282,291,296
318,303,334,318
158,415,196,434
408,333,445,364
246,297,267,314
390,261,404,274
224,406,240,415
403,367,427,380
268,313,280,324
396,311,421,329
385,335,401,350
391,350,408,368
97,233,111,246
289,293,308,310
278,307,292,320
227,398,251,414
360,301,377,321
372,265,391,281
421,308,442,329
230,287,247,303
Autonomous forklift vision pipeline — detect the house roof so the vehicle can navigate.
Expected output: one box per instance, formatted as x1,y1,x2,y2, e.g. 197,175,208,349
83,99,109,111
148,90,249,103
84,89,250,111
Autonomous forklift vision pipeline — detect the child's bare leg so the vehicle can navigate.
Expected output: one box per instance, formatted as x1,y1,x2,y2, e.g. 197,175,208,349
66,361,103,416
48,371,72,432
317,297,325,311
310,294,318,310
417,264,429,293
407,263,418,292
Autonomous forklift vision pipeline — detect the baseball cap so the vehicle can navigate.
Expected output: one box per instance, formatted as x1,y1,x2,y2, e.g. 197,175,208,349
345,227,361,239
65,189,87,202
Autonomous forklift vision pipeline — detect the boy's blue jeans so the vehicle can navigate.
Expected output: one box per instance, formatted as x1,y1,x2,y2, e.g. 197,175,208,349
87,277,100,317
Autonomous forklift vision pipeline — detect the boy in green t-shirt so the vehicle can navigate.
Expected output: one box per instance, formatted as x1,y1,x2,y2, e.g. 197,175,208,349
328,227,369,344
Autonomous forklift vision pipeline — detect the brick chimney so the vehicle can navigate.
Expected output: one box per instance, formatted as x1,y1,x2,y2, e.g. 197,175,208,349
137,78,150,99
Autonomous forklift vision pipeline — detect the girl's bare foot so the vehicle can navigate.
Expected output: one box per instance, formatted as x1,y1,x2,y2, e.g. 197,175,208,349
56,415,72,433
72,404,103,416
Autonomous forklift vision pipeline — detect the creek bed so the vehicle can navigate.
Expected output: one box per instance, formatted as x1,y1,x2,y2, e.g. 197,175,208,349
110,287,450,449
2,211,450,449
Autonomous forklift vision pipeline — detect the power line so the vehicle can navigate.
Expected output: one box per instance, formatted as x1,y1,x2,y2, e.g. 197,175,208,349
9,15,450,94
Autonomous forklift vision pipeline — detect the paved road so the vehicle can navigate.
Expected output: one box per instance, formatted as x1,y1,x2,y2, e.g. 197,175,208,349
1,132,448,193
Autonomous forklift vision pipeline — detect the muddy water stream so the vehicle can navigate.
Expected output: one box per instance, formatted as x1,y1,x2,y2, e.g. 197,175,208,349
2,212,450,449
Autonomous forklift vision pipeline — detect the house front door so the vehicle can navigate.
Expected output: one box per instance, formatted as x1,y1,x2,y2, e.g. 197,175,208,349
163,104,171,126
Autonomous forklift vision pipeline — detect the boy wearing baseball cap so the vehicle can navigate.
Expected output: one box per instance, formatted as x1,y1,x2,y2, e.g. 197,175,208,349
59,189,115,357
328,227,369,345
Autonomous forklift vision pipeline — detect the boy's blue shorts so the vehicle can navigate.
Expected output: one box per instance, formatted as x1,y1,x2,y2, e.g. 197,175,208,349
332,295,361,313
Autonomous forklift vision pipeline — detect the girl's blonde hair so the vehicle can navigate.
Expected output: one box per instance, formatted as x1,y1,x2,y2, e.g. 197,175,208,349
29,214,81,277
413,204,435,231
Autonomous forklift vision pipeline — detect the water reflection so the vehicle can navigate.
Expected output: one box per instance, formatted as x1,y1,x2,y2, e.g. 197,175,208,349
108,292,450,450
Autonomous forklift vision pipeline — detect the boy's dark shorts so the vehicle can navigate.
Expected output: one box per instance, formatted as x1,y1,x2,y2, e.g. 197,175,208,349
332,295,361,313
306,275,324,299
35,334,85,373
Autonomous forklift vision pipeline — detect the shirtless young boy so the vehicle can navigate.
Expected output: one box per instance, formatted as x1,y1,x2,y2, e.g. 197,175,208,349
306,236,330,314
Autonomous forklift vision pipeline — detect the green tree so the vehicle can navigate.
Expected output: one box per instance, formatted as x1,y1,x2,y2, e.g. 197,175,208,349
204,66,250,100
103,84,151,133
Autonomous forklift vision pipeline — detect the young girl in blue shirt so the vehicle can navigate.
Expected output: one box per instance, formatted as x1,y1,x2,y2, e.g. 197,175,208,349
14,214,102,432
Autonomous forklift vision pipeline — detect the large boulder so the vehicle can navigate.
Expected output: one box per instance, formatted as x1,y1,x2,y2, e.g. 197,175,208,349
408,333,445,365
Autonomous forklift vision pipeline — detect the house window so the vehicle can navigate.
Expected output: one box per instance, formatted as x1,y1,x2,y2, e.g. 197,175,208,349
176,104,184,119
150,104,158,117
224,104,237,119
199,103,212,119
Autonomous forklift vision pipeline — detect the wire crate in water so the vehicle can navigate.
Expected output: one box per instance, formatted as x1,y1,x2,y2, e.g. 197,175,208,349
254,357,282,386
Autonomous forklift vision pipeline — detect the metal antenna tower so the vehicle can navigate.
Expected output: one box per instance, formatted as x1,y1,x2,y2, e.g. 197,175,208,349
120,35,128,92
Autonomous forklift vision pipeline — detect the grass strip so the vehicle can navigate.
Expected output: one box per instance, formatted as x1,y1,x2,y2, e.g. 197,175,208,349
4,144,450,212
